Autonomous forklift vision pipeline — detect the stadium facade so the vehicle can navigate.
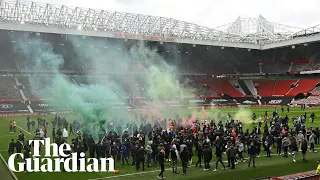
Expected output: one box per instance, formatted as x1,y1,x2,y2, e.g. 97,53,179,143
0,0,320,116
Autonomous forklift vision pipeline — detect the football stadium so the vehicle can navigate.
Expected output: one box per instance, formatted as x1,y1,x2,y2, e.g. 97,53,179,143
0,0,320,180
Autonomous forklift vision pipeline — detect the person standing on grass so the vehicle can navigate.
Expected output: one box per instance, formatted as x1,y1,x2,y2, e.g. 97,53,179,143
180,146,189,175
23,149,30,173
136,145,146,171
310,112,316,123
13,120,17,132
309,132,316,153
170,144,179,174
226,144,236,169
291,137,298,163
248,142,257,168
195,146,203,167
121,142,130,165
237,140,245,162
298,131,304,151
276,136,282,155
214,142,226,171
27,121,31,132
8,139,15,155
15,139,22,160
62,128,69,140
301,139,308,162
315,128,320,145
157,149,165,180
131,144,138,167
282,135,290,158
146,143,152,167
264,136,272,158
203,145,212,170
9,121,13,133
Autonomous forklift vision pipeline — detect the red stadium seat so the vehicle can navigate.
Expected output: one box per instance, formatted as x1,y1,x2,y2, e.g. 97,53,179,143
286,79,320,96
273,80,297,96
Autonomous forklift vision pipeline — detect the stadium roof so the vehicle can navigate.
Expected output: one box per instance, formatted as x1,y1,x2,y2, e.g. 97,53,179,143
0,0,320,49
215,15,304,43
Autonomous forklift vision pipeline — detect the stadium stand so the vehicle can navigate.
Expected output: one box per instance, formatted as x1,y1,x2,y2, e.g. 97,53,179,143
310,86,320,95
291,96,320,105
0,77,21,99
254,80,276,97
273,80,298,96
201,79,244,97
262,63,290,73
286,79,320,96
18,76,55,99
244,80,258,95
0,32,16,69
188,82,218,96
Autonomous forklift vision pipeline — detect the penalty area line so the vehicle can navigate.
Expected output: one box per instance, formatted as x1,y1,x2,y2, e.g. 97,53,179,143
0,153,18,180
16,125,32,135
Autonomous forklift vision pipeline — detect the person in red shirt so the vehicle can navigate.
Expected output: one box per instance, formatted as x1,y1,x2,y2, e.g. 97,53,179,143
9,121,13,133
232,130,237,139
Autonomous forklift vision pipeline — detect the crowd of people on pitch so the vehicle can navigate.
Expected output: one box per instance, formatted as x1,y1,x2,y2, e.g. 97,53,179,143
7,108,319,178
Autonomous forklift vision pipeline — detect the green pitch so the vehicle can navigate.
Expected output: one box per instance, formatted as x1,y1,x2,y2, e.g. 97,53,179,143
0,107,319,180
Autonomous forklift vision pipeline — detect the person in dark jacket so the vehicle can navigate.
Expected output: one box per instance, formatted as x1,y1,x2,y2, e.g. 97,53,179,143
121,143,130,165
87,135,95,159
265,137,272,158
136,146,145,170
180,146,189,175
170,144,179,174
15,139,23,160
301,139,308,162
8,139,15,155
131,145,138,167
203,145,212,170
157,149,165,179
276,136,282,155
248,142,257,168
23,149,30,173
214,143,225,171
226,144,236,169
195,146,203,167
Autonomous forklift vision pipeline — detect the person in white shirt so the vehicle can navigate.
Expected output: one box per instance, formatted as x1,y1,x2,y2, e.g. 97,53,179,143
258,116,262,127
62,128,69,140
297,131,304,151
39,130,44,139
171,144,180,174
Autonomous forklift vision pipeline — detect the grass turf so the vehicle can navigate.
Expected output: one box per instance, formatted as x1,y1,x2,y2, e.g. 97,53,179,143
0,106,319,180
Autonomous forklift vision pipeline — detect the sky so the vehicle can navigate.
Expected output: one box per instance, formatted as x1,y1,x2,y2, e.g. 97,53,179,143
36,0,319,29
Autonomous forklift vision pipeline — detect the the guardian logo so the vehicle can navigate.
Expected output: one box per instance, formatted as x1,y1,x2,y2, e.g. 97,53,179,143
8,138,115,173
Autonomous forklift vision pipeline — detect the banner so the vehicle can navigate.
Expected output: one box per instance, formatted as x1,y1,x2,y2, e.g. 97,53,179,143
0,102,29,113
234,97,259,105
0,112,39,117
209,98,237,106
30,101,70,113
260,97,293,105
